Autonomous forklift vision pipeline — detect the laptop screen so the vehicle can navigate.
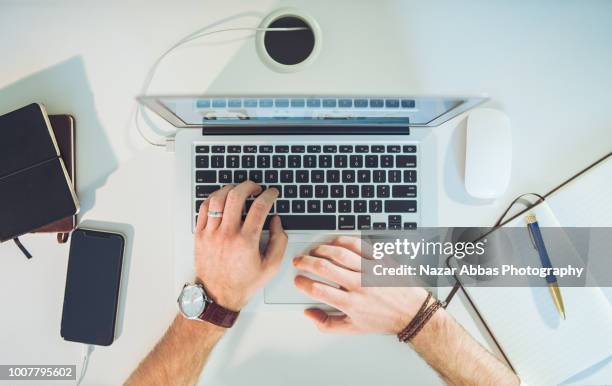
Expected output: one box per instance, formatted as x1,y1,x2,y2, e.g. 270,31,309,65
138,95,485,128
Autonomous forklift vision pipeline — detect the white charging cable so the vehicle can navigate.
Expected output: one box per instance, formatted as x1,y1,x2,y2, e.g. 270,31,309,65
76,344,94,385
135,25,307,147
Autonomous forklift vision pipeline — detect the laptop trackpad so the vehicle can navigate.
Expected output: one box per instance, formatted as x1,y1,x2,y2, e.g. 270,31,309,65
264,234,337,304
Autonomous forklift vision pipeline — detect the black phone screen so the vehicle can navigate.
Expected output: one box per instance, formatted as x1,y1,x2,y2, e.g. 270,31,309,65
61,229,124,346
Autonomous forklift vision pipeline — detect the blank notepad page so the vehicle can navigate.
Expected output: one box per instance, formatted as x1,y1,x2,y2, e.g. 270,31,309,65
468,287,612,385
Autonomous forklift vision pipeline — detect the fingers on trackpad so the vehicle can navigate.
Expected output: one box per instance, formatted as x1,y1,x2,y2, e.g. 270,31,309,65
265,240,336,304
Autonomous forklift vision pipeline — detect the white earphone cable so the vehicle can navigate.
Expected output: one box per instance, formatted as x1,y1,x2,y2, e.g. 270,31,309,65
135,26,307,147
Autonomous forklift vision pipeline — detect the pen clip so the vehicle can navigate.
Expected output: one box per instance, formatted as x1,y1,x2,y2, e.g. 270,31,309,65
526,224,536,249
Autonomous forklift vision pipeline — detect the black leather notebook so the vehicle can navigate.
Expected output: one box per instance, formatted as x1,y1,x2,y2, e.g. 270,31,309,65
0,103,79,242
33,115,77,241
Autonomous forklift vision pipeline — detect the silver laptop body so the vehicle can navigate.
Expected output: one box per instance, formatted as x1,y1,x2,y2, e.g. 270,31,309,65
138,95,485,309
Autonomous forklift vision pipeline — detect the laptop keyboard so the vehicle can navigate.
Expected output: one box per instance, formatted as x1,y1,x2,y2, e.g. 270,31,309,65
193,144,418,231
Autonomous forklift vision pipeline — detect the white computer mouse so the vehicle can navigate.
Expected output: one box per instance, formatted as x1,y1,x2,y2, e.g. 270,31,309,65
464,108,512,199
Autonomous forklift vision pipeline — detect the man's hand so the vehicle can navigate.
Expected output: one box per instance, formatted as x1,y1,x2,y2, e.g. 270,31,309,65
294,236,520,386
293,236,429,334
194,181,288,310
127,181,287,386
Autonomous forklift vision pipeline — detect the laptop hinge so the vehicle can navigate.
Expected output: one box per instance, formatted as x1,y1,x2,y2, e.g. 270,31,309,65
200,126,410,136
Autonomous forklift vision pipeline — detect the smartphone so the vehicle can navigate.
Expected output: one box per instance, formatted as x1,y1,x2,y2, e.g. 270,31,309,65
60,228,125,346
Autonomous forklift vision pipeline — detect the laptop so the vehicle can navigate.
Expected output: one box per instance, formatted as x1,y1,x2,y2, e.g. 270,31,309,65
138,95,485,307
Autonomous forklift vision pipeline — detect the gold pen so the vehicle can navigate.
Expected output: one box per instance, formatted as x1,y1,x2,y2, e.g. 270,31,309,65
526,214,566,319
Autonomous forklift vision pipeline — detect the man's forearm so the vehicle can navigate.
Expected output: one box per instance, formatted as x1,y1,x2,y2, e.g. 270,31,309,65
411,308,519,386
126,315,224,386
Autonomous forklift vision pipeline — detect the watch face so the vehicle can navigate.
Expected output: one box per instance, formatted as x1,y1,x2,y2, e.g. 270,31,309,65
179,284,206,318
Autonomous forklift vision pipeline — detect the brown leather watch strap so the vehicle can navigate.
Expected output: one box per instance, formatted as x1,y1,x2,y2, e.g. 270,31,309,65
199,301,240,328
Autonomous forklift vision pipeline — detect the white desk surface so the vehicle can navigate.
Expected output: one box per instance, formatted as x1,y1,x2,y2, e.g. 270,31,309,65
1,0,611,385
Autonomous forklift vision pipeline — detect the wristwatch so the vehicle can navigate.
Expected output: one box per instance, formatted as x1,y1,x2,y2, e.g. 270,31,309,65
177,283,240,328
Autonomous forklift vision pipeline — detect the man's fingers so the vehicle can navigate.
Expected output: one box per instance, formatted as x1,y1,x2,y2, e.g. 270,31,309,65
294,275,351,313
195,199,209,233
262,216,288,276
293,255,360,290
221,181,262,230
243,187,279,234
206,185,235,230
310,244,363,272
330,236,373,260
304,308,355,334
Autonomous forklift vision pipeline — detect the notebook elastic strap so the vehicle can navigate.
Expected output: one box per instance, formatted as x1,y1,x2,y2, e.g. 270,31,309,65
13,237,32,259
